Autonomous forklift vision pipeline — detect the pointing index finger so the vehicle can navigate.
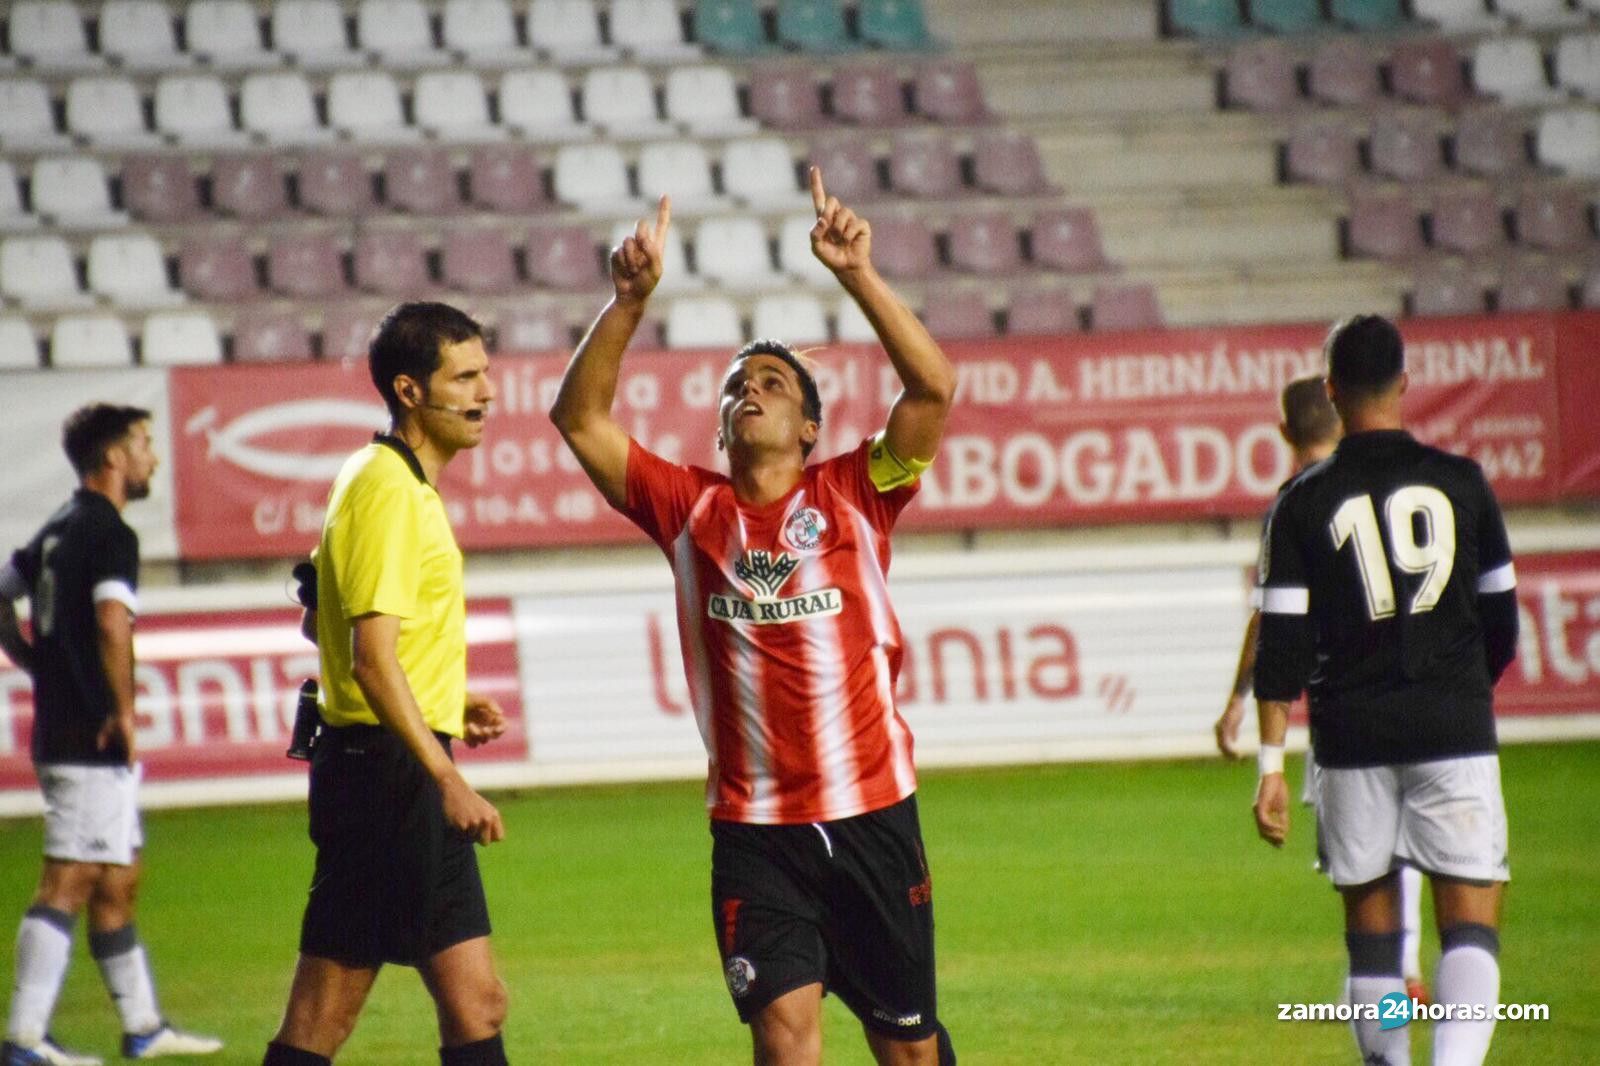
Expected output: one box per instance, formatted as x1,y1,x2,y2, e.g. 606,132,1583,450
654,194,672,242
809,166,826,215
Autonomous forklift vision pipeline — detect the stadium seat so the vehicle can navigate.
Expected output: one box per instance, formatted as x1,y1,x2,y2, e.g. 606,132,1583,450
500,69,590,142
921,290,996,339
1497,257,1571,309
1329,0,1406,31
354,231,434,294
858,0,937,49
213,155,290,220
1168,0,1248,38
1413,0,1503,31
612,0,703,61
1090,282,1163,331
665,65,760,137
694,0,776,55
241,72,335,145
495,305,569,351
100,1,190,71
415,72,504,143
384,149,463,215
1006,288,1080,335
638,141,720,209
1555,34,1600,100
1430,187,1505,253
0,319,41,368
1535,107,1600,176
694,216,784,290
913,61,994,124
806,138,882,201
66,77,160,149
527,225,604,290
887,132,967,198
1346,194,1424,259
0,236,91,309
0,163,37,232
778,215,836,285
1308,37,1381,107
1410,262,1486,316
1498,0,1586,27
834,293,876,341
1224,41,1301,113
143,312,223,366
468,146,556,213
272,0,363,69
608,219,700,290
441,0,532,65
329,71,421,143
528,0,618,63
232,309,315,363
832,64,913,125
10,1,102,70
1390,39,1469,109
0,79,69,151
1030,208,1114,273
122,156,205,224
776,0,855,53
553,143,645,213
582,67,675,139
268,232,350,298
185,0,280,70
442,228,519,294
947,212,1026,278
299,152,379,216
1473,38,1561,104
88,234,184,309
868,216,941,281
1285,123,1362,185
1515,185,1592,250
723,138,808,209
1453,108,1530,177
746,294,825,344
357,0,448,68
1250,0,1324,33
180,236,262,302
1369,111,1445,183
50,316,133,368
155,75,250,149
971,130,1056,197
750,65,827,129
320,307,381,359
31,157,127,229
665,295,744,348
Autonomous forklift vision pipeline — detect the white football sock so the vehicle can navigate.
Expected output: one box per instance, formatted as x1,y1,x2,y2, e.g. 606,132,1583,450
1433,925,1500,1066
1349,975,1412,1066
90,924,162,1035
6,906,75,1046
1400,865,1425,981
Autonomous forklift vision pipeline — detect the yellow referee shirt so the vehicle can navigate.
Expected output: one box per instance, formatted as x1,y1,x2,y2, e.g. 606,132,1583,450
315,437,466,738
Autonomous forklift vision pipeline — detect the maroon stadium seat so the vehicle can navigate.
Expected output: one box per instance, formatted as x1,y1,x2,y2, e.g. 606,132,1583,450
1390,38,1470,108
122,155,204,223
233,308,316,362
971,129,1057,196
887,132,967,198
1285,124,1361,185
912,60,993,124
353,230,434,295
1497,257,1571,310
1453,108,1529,177
468,146,554,214
1410,262,1486,317
1347,193,1424,260
321,307,382,360
527,225,603,291
1090,282,1163,332
298,151,377,216
384,148,463,215
1309,37,1382,107
1006,288,1080,335
806,137,883,200
1430,187,1505,253
268,232,349,297
1514,185,1592,250
869,216,942,281
831,63,911,126
213,154,290,220
920,290,996,339
947,213,1024,275
1369,111,1445,183
442,228,519,295
1030,208,1114,273
750,64,827,130
1225,41,1301,112
180,235,261,302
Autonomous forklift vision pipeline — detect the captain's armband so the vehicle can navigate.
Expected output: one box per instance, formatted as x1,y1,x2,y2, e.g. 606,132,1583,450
866,431,931,492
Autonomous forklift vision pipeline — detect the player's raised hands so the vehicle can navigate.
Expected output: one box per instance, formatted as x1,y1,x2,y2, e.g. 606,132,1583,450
809,166,872,276
610,194,672,304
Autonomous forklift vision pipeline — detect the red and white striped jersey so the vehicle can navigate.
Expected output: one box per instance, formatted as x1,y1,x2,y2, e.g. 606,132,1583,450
622,437,920,824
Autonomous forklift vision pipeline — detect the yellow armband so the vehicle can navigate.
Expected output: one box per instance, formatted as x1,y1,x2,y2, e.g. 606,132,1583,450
867,431,932,491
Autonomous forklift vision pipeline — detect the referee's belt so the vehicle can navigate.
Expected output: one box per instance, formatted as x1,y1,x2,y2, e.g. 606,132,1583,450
318,722,455,754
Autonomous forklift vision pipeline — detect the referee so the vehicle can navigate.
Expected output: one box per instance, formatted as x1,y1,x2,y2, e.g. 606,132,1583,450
263,304,511,1066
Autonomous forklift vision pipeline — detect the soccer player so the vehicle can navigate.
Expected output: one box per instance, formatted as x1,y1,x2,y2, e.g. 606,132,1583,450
550,168,957,1066
1252,317,1518,1066
262,303,512,1066
1214,377,1430,1004
0,405,223,1065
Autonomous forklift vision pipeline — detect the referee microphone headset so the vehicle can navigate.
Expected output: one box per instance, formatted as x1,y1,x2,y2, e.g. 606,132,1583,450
403,382,484,422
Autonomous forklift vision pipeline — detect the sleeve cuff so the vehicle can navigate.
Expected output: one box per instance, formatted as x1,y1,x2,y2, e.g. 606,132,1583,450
1477,561,1516,594
92,579,139,616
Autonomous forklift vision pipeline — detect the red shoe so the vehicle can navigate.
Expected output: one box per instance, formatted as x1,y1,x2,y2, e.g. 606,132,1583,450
1406,979,1431,1006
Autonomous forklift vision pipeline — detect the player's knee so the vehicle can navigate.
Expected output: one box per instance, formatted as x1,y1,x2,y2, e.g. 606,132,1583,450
753,1015,821,1065
479,976,509,1033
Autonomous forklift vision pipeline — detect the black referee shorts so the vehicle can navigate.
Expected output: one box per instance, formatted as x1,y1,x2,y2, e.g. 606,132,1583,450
299,724,491,968
709,795,942,1042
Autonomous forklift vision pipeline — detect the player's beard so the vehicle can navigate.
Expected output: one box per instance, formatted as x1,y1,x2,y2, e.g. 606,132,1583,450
126,477,152,500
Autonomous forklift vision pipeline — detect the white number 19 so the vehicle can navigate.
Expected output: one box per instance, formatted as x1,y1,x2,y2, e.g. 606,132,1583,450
1329,487,1456,620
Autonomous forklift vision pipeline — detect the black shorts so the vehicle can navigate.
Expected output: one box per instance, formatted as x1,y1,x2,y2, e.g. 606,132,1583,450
709,794,941,1042
299,724,491,968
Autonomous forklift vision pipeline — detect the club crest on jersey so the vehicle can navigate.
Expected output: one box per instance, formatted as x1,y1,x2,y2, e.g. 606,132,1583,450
783,507,828,552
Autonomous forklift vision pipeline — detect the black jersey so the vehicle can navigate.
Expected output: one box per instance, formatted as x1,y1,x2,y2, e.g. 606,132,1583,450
8,489,140,765
1253,431,1517,769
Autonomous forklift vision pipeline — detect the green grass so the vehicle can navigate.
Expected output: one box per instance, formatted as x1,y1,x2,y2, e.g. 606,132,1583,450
2,743,1596,1064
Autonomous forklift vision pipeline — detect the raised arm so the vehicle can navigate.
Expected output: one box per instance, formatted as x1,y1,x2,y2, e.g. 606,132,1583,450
550,196,672,508
810,167,955,464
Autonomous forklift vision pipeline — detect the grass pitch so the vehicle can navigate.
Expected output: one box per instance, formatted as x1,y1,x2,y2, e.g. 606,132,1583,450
2,742,1595,1063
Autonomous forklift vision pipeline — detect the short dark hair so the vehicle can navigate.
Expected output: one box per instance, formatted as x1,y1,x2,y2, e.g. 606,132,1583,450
1280,375,1340,450
1325,314,1404,397
728,339,824,457
62,404,151,477
369,302,484,417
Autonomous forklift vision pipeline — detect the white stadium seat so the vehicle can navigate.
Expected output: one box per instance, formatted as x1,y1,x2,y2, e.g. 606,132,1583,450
442,0,533,65
50,315,135,368
88,234,185,309
500,69,592,142
665,295,743,349
186,0,282,70
695,217,785,291
582,67,675,139
328,71,422,143
752,293,830,346
100,1,193,70
65,76,162,149
0,318,40,369
528,0,618,64
30,157,128,229
665,66,759,137
10,1,103,70
143,311,224,366
415,72,506,142
0,79,70,151
1,236,92,310
155,74,250,149
357,0,449,68
241,72,336,145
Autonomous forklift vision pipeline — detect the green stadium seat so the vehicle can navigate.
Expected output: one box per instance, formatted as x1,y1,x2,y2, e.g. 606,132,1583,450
694,0,774,54
777,0,855,52
1250,0,1324,33
1169,0,1249,37
858,0,937,51
1329,0,1406,30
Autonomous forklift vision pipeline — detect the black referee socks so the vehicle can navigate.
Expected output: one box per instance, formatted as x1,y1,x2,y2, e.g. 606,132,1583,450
262,1041,330,1066
440,1033,508,1066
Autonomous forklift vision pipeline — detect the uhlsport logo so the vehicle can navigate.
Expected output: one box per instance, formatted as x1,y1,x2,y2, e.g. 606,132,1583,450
783,506,828,551
724,956,756,998
710,550,843,626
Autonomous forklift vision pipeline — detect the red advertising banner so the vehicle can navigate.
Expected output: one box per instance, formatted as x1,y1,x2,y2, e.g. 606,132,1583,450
1499,552,1600,718
169,312,1600,558
0,600,528,791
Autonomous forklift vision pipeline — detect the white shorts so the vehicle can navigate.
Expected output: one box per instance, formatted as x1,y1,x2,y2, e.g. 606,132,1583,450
1315,755,1509,887
38,763,144,866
